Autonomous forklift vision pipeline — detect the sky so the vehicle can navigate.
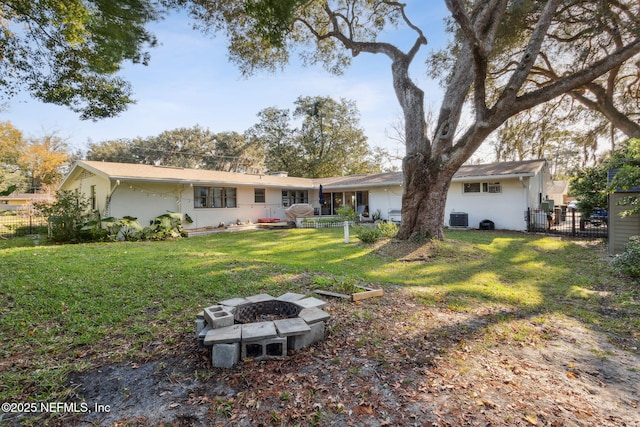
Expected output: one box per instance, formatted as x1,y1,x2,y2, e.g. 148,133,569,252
1,2,454,162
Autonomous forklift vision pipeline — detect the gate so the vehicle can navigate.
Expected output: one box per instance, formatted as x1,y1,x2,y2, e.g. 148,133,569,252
526,208,608,238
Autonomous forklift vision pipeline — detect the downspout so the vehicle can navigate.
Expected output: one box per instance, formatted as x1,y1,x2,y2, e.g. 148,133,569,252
104,179,120,217
520,176,529,230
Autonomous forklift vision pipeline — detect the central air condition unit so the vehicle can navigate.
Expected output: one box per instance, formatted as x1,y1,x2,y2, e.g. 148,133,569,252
450,212,468,227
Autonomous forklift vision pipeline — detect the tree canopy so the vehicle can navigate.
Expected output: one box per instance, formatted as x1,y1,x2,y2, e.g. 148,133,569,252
87,126,265,172
172,0,640,239
0,122,70,193
0,0,160,120
247,96,387,178
87,96,389,176
570,138,640,217
0,121,24,193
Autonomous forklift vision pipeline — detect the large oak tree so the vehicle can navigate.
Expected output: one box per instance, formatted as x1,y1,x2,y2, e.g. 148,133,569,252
172,0,640,239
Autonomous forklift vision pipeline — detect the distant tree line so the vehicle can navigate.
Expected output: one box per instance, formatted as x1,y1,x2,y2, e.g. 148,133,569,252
0,122,71,194
86,95,396,177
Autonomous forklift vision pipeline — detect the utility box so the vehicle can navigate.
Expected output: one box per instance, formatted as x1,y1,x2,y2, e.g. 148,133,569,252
479,219,495,230
450,212,468,227
541,200,554,213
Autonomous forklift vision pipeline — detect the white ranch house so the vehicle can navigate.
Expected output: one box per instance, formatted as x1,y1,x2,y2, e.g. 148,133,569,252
59,159,552,232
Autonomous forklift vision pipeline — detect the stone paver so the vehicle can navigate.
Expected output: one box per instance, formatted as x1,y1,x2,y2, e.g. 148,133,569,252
245,293,275,303
274,317,311,336
241,321,277,341
299,307,331,324
218,297,249,307
276,292,307,302
294,297,328,309
204,324,242,345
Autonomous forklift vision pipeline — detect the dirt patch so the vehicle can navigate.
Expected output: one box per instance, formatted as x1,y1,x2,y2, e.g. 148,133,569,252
9,287,635,427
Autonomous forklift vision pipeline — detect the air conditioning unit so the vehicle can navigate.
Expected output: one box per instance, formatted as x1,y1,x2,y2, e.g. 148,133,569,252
450,212,468,227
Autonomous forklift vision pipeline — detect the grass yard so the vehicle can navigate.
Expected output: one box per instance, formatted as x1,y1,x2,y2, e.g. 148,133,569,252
1,228,638,426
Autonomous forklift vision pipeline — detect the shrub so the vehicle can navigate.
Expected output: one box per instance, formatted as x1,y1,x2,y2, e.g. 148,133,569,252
354,225,382,243
336,206,357,221
33,190,91,243
143,212,192,240
613,235,640,278
377,221,398,238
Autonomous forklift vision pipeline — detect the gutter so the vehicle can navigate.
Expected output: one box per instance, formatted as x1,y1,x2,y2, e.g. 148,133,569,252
322,173,538,190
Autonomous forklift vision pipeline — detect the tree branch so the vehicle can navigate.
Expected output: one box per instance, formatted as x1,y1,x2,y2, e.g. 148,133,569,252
515,37,640,113
493,0,563,115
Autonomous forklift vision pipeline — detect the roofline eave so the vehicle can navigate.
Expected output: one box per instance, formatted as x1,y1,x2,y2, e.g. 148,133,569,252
108,177,315,190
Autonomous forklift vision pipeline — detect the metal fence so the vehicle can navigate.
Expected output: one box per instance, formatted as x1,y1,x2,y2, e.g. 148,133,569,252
526,208,608,238
0,215,49,238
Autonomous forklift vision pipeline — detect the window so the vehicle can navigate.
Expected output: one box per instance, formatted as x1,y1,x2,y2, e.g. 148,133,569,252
90,185,96,210
194,186,237,208
282,190,308,207
254,188,265,203
463,183,481,193
463,182,501,194
484,182,502,193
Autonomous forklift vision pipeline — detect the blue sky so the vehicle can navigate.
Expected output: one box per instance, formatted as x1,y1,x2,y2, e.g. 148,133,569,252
1,2,452,160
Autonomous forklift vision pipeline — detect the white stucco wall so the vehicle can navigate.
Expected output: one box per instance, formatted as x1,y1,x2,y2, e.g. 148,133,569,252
368,186,403,220
108,183,180,226
181,185,288,229
444,179,529,231
60,171,111,213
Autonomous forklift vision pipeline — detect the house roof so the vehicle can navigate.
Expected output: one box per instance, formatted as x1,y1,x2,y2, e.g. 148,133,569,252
60,159,548,191
316,159,548,189
61,160,315,189
453,159,547,181
547,180,569,195
0,193,54,202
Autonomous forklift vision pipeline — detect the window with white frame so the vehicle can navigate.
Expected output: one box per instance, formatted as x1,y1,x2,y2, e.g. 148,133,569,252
484,182,502,193
463,183,481,193
463,182,501,194
194,186,237,208
281,190,308,207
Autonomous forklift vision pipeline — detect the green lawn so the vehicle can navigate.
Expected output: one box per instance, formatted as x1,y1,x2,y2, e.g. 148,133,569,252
1,228,638,403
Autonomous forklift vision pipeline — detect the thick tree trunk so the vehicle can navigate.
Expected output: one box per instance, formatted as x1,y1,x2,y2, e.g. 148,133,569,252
397,155,457,240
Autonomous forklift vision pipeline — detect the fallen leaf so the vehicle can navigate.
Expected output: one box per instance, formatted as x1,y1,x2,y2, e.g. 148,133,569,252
354,404,374,415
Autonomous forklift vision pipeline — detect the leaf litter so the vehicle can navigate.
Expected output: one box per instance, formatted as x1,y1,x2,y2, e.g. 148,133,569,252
7,286,631,427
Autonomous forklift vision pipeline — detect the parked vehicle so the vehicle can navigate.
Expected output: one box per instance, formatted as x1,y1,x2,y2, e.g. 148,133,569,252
580,207,608,228
588,208,608,226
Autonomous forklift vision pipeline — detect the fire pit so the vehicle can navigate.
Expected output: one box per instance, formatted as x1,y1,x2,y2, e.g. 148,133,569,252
196,293,330,368
234,300,302,324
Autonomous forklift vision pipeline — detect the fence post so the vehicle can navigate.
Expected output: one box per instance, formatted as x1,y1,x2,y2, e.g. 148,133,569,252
571,209,576,236
343,220,349,243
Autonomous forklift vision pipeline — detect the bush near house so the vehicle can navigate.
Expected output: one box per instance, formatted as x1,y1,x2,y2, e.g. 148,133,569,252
354,221,398,243
613,235,640,279
34,190,192,243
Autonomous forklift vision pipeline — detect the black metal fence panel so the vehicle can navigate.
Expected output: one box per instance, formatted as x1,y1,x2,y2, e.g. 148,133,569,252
0,215,48,238
526,208,608,238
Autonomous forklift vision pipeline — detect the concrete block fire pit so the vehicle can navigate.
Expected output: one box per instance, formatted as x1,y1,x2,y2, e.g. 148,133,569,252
196,293,329,368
